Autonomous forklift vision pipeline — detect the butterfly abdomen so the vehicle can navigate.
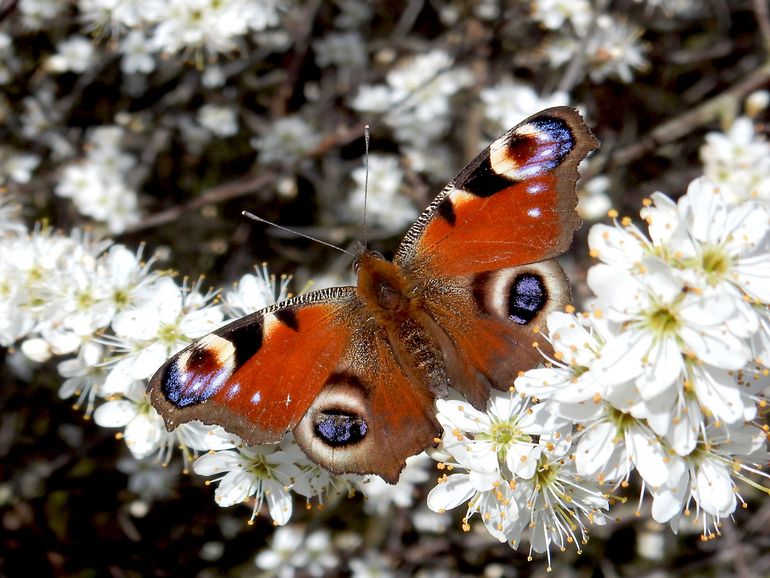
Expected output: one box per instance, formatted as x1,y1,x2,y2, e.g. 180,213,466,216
390,315,449,399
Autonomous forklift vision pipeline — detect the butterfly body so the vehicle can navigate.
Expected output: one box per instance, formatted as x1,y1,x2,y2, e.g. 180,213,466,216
354,251,451,398
149,107,599,482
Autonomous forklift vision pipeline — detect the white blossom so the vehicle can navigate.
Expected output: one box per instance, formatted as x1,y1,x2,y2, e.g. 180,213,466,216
700,116,770,203
545,15,648,84
222,263,292,319
651,422,770,538
94,381,170,459
104,277,223,394
194,444,301,525
346,154,415,233
314,32,367,69
356,453,430,515
251,116,320,165
255,526,339,576
481,79,569,132
531,0,592,34
46,36,96,74
55,125,141,233
197,104,239,137
120,30,156,74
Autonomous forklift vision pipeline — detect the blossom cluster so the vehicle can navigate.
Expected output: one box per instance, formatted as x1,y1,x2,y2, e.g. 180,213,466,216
24,0,285,64
55,126,141,233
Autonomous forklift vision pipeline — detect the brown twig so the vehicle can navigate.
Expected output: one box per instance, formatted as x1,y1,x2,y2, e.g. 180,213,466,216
0,0,17,24
754,0,770,54
270,0,321,117
306,121,367,157
124,118,366,235
611,60,770,166
124,170,276,233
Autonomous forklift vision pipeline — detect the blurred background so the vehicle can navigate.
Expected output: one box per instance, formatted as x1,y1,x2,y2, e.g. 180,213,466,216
1,0,770,576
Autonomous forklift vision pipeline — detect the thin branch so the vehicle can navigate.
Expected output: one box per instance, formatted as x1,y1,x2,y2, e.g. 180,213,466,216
124,170,275,234
270,0,321,117
0,0,17,24
754,0,770,54
611,60,770,166
392,0,424,39
305,121,367,157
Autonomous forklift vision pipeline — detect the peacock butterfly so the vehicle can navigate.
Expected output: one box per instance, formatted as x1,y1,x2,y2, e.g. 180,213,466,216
148,107,599,483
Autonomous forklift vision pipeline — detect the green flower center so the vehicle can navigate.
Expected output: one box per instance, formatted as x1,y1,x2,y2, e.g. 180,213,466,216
77,290,95,309
138,396,154,416
247,459,272,479
701,246,731,285
607,406,635,432
534,456,559,488
113,288,129,309
645,305,680,336
482,421,533,461
491,422,517,447
158,323,182,345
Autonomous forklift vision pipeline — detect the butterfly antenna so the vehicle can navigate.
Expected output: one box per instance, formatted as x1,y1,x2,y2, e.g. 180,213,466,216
242,211,352,256
362,124,370,250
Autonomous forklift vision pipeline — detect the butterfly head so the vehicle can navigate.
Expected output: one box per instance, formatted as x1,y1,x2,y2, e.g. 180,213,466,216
351,242,385,271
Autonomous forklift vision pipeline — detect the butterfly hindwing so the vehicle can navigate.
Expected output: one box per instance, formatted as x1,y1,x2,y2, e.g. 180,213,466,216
420,260,571,408
394,107,598,276
294,332,441,483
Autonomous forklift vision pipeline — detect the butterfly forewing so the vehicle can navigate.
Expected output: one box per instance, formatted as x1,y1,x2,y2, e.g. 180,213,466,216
394,107,599,276
148,288,359,445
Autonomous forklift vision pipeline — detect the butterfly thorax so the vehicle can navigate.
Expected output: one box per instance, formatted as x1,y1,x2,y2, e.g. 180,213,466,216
355,251,415,313
355,251,449,398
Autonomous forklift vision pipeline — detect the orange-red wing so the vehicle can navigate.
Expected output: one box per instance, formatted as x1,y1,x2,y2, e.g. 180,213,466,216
394,107,598,277
148,287,358,445
293,333,441,483
420,260,571,409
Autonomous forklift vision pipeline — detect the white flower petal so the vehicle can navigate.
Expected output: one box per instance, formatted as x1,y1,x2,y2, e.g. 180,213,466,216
426,474,476,512
514,368,568,399
665,399,700,456
435,399,491,433
506,444,540,479
594,330,651,386
695,460,735,516
637,337,683,399
575,421,616,477
587,224,645,268
691,365,744,424
214,470,254,507
587,264,647,316
680,324,750,370
684,178,728,245
626,424,670,488
93,399,137,427
641,258,682,303
651,484,686,524
733,253,770,302
123,413,164,458
265,481,293,525
193,450,242,476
